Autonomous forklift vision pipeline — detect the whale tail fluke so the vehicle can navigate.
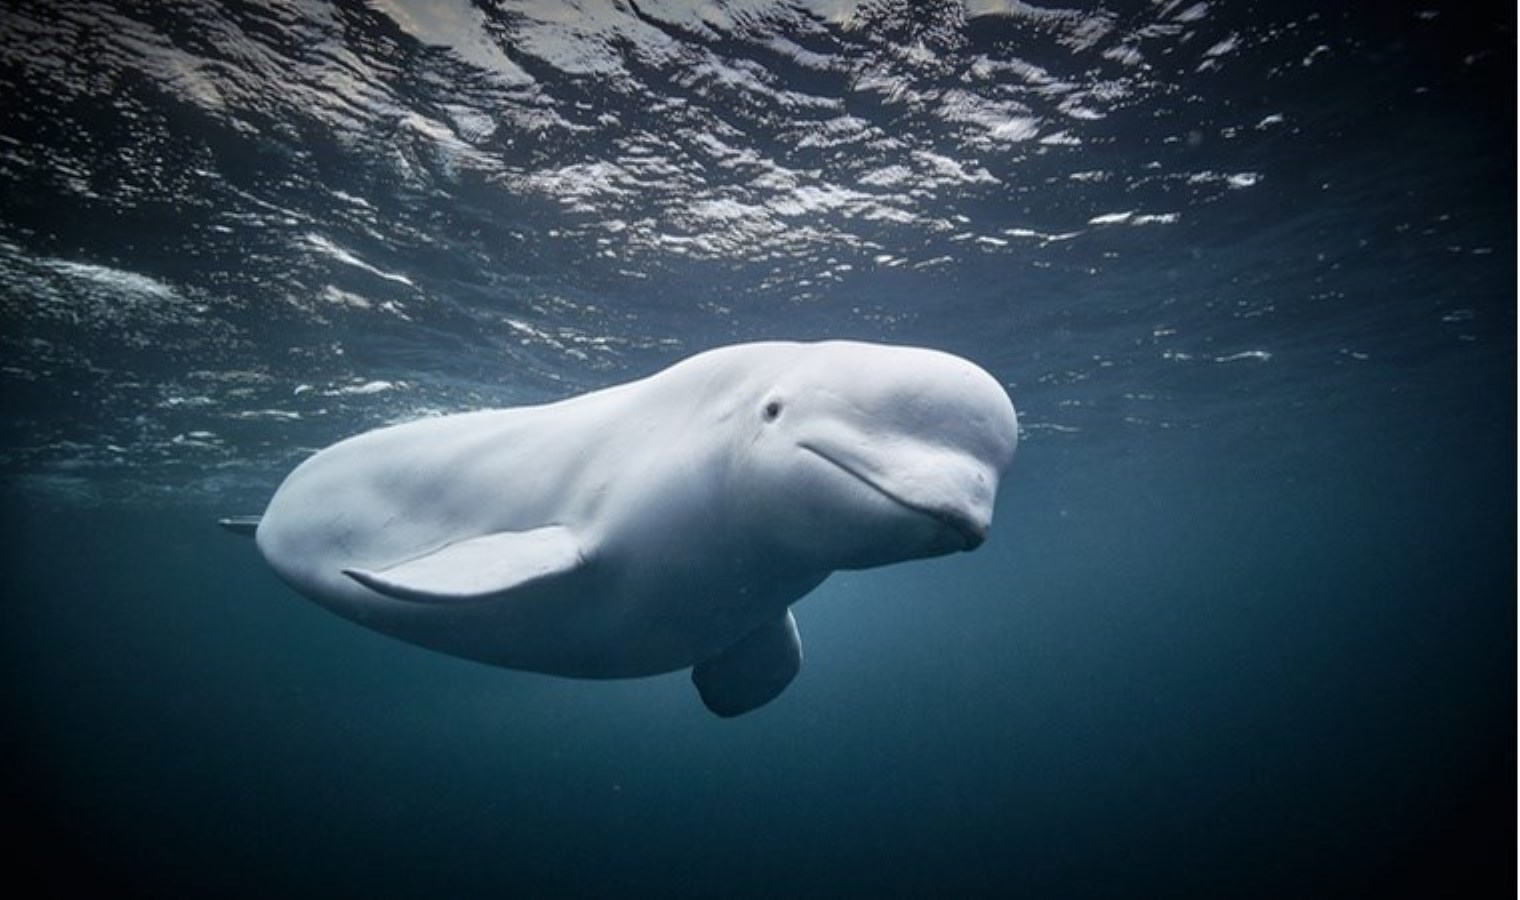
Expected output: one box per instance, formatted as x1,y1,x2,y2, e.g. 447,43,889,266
218,516,261,537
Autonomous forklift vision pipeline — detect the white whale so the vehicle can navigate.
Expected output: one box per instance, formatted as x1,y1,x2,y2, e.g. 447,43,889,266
225,340,1018,716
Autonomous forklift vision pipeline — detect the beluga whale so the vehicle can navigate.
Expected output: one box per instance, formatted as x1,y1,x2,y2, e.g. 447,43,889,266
224,341,1018,717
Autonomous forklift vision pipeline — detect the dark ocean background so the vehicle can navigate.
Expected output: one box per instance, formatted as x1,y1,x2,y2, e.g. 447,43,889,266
0,1,1513,896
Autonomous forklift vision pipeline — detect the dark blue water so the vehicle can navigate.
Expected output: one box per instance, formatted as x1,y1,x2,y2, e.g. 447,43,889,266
1,2,1512,896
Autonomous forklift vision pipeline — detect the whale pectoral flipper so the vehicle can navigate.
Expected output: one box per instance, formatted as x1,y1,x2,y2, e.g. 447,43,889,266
344,525,584,603
691,611,802,718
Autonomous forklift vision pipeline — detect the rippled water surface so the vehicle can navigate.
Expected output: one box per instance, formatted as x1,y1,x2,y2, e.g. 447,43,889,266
0,1,1512,896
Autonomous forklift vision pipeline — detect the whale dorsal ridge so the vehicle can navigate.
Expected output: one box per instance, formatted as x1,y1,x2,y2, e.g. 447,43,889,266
344,525,584,603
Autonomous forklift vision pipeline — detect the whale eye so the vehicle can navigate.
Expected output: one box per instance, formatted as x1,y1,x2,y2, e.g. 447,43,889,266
762,400,782,422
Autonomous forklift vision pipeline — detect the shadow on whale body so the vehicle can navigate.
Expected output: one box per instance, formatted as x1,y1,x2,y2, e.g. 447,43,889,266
221,340,1018,717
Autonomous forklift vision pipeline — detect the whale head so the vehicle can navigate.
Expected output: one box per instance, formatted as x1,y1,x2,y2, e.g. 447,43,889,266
732,341,1018,571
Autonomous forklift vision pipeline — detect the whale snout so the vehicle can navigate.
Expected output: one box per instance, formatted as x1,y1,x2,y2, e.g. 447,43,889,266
799,440,998,554
931,505,988,551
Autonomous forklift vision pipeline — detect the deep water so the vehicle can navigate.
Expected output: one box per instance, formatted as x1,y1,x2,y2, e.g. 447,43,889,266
0,1,1513,897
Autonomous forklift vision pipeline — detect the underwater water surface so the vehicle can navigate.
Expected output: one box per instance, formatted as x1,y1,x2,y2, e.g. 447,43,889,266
0,1,1513,896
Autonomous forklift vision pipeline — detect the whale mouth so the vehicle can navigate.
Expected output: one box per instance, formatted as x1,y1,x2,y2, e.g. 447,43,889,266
798,442,986,550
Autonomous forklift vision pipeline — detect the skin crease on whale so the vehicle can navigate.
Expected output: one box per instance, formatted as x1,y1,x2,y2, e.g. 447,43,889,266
224,340,1018,718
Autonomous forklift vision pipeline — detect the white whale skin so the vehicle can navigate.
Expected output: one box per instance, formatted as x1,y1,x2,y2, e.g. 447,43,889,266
245,340,1018,716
